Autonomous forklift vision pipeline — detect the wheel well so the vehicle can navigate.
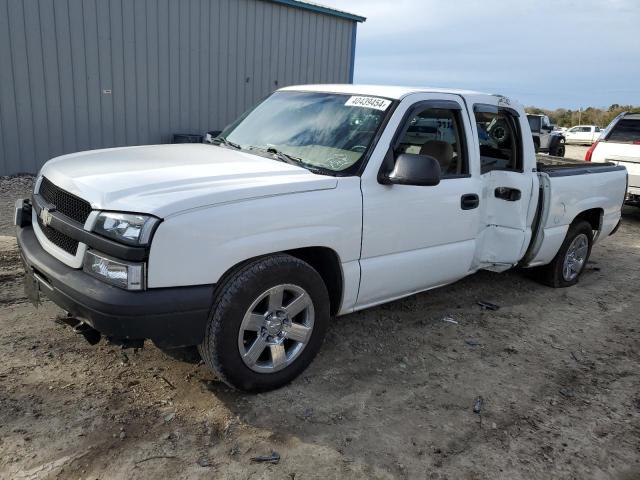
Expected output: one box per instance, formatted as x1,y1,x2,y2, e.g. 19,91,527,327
285,247,343,316
573,208,602,232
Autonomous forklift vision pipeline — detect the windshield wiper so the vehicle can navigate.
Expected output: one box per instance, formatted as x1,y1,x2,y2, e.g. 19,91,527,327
248,146,328,175
212,136,241,150
247,146,334,175
265,147,304,165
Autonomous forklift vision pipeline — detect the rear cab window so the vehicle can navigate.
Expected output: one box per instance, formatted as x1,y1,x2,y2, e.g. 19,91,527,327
473,106,523,174
606,118,640,144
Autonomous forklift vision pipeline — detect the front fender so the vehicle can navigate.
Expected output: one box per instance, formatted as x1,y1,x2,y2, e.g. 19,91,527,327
146,179,363,288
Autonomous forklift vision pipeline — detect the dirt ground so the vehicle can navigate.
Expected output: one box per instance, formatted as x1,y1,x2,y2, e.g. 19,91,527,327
1,165,639,479
564,145,589,161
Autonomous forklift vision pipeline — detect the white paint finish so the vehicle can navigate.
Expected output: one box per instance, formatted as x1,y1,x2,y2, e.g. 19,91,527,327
525,224,569,267
338,260,361,314
591,141,640,191
281,84,487,101
31,209,87,269
475,170,536,266
543,170,626,233
564,125,601,145
147,177,362,289
358,93,482,307
30,85,627,314
356,240,476,309
31,180,101,268
358,175,481,307
40,144,337,218
526,169,625,266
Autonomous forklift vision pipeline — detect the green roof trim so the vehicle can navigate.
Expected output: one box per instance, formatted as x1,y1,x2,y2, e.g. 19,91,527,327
266,0,366,22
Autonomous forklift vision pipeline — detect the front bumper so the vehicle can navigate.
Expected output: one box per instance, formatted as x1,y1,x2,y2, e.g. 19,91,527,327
16,221,214,348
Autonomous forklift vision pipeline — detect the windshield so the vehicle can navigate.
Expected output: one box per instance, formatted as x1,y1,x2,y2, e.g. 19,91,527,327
219,91,392,174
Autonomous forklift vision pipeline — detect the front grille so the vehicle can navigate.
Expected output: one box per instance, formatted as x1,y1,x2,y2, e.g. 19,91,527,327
39,176,92,224
37,215,79,255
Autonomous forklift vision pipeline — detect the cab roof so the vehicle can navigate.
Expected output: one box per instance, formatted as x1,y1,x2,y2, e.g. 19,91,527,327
280,84,496,101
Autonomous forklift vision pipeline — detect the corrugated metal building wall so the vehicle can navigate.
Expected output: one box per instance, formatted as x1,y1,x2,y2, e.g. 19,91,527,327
0,0,364,175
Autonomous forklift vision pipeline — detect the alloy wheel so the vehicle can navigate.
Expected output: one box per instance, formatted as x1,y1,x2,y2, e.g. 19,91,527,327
237,284,315,373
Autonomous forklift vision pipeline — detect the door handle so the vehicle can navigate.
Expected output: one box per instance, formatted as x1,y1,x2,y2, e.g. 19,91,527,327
461,193,479,210
494,187,521,201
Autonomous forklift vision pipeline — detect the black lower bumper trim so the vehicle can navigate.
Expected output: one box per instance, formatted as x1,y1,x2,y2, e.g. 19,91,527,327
17,224,214,348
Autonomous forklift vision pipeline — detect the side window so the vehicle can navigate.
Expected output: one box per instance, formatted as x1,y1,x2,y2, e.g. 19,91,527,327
569,127,578,132
474,109,521,174
396,108,468,177
580,126,591,132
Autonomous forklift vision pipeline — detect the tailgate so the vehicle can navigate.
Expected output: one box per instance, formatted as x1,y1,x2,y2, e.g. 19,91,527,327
593,142,640,187
609,155,640,188
608,157,640,188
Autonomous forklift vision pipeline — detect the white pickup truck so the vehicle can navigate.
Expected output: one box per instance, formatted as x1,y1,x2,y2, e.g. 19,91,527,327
587,112,640,206
564,125,603,145
15,85,627,392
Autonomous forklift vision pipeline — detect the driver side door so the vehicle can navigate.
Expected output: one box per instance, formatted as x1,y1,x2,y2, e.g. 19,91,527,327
357,94,481,309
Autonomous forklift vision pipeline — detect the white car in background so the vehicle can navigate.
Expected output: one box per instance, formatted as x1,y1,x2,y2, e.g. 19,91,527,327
565,125,602,145
587,112,640,205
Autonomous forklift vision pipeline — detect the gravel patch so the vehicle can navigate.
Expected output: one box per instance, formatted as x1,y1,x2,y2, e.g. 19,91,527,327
1,176,34,236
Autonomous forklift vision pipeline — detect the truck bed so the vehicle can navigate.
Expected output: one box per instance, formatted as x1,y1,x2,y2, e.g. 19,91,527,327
535,154,625,177
523,154,627,268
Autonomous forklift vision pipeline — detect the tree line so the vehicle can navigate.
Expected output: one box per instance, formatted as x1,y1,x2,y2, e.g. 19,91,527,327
525,104,640,128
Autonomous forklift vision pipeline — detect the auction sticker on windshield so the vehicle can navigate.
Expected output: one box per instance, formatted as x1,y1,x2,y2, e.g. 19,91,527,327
345,96,391,111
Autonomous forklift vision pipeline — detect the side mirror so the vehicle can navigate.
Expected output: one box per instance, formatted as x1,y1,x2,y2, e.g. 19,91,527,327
383,153,441,186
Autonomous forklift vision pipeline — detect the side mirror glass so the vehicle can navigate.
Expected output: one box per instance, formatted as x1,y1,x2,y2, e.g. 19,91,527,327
385,153,441,186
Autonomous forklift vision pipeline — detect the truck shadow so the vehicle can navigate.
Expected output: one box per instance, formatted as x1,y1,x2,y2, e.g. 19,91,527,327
622,205,640,223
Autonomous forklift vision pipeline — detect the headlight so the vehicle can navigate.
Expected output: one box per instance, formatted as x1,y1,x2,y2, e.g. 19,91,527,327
83,250,145,290
93,212,159,246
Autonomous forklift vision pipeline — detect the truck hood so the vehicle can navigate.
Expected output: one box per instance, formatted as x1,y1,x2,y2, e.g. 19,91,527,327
39,144,337,217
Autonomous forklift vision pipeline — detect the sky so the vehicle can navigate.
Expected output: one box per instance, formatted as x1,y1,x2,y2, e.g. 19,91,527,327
319,0,639,109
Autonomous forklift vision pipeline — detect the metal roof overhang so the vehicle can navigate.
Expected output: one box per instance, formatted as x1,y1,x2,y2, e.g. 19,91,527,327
266,0,366,22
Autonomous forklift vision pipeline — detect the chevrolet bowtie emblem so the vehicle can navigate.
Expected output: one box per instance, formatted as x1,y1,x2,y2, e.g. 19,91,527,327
40,207,54,227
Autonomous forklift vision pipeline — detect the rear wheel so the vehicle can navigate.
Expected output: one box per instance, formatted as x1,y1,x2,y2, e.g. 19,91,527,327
198,254,329,392
535,220,593,287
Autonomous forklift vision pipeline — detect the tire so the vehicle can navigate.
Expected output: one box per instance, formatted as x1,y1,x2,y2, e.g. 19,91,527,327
551,139,565,157
198,254,330,392
535,220,593,288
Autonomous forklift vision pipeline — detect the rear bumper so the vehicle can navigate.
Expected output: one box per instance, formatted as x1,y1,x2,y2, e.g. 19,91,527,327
16,223,214,348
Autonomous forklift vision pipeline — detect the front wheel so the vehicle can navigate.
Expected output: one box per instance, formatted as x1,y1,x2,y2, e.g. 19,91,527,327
198,254,330,392
535,220,593,287
551,139,565,157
